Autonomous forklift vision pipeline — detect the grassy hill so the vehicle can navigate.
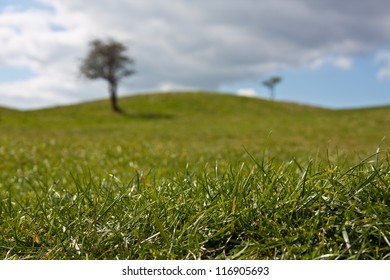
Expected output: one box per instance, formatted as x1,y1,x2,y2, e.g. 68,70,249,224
2,92,390,165
1,92,390,259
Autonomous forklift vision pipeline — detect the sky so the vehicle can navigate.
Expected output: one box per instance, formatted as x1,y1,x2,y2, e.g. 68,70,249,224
1,0,390,110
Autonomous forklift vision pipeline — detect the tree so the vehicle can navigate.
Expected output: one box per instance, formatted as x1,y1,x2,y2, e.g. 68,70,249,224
80,39,135,113
262,76,282,100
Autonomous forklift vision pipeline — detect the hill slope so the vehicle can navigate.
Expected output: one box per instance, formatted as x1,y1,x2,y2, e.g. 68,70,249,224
1,91,390,175
2,92,390,260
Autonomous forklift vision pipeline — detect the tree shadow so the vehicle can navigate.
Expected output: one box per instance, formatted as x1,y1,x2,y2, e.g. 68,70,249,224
120,110,175,120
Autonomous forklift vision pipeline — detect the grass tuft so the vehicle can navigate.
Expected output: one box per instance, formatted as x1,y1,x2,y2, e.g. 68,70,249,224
1,92,390,259
1,153,390,259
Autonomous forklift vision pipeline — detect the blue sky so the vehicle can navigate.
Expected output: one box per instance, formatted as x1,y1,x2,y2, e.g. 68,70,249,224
0,66,35,82
1,0,390,109
279,53,390,108
282,54,390,108
223,51,390,108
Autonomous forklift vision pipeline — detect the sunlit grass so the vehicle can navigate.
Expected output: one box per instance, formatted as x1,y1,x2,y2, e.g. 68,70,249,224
1,92,390,259
1,155,390,259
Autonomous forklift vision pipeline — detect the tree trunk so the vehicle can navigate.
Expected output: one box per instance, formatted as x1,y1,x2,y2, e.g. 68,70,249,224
109,80,121,113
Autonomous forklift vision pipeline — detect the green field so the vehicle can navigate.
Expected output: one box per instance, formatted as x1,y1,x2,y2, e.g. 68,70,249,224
1,92,390,259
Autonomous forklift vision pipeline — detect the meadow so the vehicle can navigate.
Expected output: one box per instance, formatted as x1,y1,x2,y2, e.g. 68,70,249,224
1,92,390,259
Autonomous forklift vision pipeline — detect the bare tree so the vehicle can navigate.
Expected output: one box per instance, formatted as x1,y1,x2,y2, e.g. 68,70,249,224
262,76,282,100
80,39,135,113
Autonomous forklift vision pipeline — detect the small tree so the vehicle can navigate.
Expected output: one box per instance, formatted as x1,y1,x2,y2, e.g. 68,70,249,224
80,39,135,112
262,76,282,100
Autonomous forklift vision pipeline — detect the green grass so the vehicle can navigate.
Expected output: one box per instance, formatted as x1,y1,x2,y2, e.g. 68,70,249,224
1,91,390,259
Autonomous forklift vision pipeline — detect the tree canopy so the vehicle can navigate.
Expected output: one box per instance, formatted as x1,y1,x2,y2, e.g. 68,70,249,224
262,76,282,100
80,39,135,112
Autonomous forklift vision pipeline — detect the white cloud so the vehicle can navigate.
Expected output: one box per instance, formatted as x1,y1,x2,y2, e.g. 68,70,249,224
237,88,257,97
1,0,390,108
334,57,353,70
158,82,194,92
375,51,390,80
309,55,353,70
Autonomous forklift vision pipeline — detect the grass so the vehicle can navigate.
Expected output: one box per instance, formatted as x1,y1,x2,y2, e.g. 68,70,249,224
1,91,390,259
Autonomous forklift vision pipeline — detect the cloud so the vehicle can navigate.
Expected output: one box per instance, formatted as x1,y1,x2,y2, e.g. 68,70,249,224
237,88,257,97
1,0,390,108
375,51,390,80
309,55,353,70
334,57,353,70
158,82,194,92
